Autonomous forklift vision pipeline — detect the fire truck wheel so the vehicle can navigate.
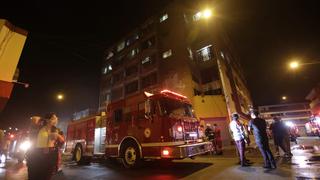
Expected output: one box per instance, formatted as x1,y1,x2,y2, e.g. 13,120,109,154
74,145,84,164
121,141,142,169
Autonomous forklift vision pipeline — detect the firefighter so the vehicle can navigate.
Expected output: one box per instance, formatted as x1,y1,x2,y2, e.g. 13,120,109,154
27,113,64,180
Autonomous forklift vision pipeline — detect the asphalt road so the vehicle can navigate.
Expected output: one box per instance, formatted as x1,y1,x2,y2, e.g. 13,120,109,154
1,139,320,180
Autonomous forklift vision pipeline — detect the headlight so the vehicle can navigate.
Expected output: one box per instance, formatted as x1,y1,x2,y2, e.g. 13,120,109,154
19,141,31,151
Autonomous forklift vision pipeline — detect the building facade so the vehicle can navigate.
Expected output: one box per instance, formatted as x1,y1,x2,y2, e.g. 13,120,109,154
99,1,252,145
0,19,28,112
306,83,320,117
258,103,311,135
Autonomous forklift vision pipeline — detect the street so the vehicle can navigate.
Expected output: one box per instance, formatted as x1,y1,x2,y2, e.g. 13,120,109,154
1,140,320,180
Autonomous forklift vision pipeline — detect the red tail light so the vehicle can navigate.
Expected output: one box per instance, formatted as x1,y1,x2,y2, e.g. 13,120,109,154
177,126,183,132
162,149,170,156
10,134,14,138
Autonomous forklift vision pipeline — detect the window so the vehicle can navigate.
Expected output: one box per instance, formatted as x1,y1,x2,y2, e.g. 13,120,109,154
141,37,155,50
142,56,151,65
126,34,139,47
160,13,168,23
117,41,125,52
204,88,222,95
127,48,140,59
197,45,213,62
125,65,138,77
162,49,172,59
114,109,123,123
102,65,112,74
141,73,157,89
106,51,114,60
220,51,225,59
111,87,123,101
141,55,156,69
200,67,219,83
113,72,123,84
125,81,138,94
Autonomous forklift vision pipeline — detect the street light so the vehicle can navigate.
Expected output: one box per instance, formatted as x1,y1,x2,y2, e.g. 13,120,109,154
288,58,320,70
282,96,287,100
289,61,299,69
202,9,213,19
56,93,64,101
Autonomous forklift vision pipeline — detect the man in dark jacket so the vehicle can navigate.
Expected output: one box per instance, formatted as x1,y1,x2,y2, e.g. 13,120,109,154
270,117,292,157
249,110,276,169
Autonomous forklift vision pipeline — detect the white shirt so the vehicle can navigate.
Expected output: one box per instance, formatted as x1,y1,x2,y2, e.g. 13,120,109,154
229,120,245,141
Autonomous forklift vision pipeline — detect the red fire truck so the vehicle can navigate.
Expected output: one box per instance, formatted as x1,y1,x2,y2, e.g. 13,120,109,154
65,90,212,168
65,115,106,164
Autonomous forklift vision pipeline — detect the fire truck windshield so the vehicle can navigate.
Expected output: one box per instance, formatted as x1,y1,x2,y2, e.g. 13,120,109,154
160,98,194,118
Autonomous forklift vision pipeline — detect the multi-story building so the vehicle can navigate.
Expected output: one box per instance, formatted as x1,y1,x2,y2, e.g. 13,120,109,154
258,103,312,135
0,19,27,112
99,1,252,145
306,83,320,117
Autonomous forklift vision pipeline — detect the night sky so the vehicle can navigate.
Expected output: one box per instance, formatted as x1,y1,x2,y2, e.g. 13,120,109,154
0,0,319,129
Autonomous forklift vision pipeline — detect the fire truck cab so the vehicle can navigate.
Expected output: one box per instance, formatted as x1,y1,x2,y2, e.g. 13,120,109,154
105,90,212,168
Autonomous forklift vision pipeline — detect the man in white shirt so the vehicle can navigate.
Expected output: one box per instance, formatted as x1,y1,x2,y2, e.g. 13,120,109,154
229,113,250,167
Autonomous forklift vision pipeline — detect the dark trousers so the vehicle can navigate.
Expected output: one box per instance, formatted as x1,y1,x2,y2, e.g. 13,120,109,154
275,136,292,156
27,148,56,180
235,139,246,164
257,141,276,167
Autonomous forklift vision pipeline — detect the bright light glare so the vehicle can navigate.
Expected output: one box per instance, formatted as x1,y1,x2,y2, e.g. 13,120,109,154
285,121,294,127
282,96,287,100
162,150,169,156
289,61,299,69
57,94,64,101
19,141,31,151
203,9,212,18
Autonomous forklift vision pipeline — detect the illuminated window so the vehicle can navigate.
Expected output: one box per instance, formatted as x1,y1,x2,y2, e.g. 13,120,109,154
197,45,213,62
220,51,225,59
102,65,112,74
127,48,140,59
160,13,168,23
162,49,172,59
126,34,139,47
142,56,151,65
106,51,114,60
117,41,125,52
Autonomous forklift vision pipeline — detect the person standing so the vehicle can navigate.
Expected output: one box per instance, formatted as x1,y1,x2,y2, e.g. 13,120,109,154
212,124,223,155
229,113,250,167
249,110,276,169
28,113,64,180
270,117,292,157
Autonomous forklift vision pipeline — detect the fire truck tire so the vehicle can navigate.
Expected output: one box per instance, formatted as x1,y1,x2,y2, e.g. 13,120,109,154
120,141,142,169
74,145,86,165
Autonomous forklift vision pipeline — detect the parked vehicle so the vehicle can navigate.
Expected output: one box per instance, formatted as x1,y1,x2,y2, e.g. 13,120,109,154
65,90,212,168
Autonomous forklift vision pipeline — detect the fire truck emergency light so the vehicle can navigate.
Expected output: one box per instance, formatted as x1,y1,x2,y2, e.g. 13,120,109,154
160,90,187,99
